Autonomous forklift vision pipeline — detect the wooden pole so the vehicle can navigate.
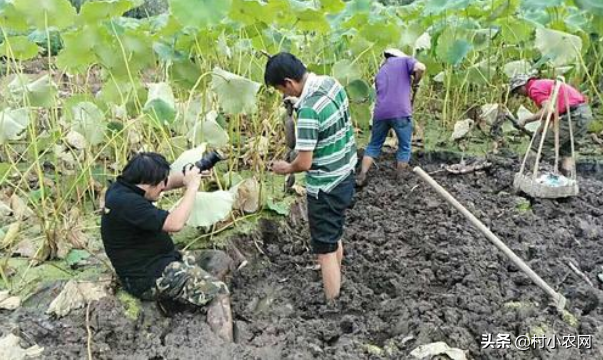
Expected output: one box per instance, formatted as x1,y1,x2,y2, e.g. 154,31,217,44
413,166,567,310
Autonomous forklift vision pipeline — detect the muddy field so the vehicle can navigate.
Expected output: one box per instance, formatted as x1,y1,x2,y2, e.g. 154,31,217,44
2,152,603,359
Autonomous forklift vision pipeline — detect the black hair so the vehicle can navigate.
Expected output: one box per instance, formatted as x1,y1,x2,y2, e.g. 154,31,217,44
264,52,307,87
121,152,170,186
384,53,395,59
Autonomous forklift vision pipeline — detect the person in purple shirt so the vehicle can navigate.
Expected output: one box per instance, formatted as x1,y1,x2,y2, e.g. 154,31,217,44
356,49,426,187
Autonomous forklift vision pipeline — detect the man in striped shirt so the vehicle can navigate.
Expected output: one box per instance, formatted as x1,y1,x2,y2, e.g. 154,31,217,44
266,52,357,301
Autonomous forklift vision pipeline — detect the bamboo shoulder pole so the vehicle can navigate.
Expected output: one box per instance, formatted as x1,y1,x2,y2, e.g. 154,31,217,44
413,166,566,310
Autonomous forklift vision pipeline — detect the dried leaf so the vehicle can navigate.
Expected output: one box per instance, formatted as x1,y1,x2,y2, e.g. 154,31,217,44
0,290,21,310
231,178,260,214
10,195,33,220
65,130,87,149
47,280,109,317
450,119,474,141
410,342,467,360
0,200,12,217
13,238,38,258
291,184,306,197
0,334,44,360
0,222,21,249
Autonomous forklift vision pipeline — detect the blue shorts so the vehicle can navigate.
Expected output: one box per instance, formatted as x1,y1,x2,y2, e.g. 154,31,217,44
307,173,355,254
365,116,413,162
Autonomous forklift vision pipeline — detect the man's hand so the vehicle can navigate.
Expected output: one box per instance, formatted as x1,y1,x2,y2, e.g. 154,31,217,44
271,160,291,175
183,165,202,189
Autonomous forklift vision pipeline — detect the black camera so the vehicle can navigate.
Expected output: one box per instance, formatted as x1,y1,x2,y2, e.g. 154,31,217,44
182,150,226,174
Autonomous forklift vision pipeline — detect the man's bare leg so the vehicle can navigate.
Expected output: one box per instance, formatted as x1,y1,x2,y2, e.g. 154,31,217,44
561,156,574,176
317,252,341,301
336,240,343,267
356,156,374,186
206,293,234,342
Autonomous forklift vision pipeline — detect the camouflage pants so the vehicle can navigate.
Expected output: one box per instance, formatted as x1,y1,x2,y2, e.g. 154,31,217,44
142,252,229,306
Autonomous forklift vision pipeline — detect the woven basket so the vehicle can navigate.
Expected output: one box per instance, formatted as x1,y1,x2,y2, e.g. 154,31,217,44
513,173,579,198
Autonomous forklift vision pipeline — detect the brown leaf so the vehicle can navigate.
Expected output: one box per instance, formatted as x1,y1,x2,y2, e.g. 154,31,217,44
10,195,33,220
0,222,21,250
13,238,38,258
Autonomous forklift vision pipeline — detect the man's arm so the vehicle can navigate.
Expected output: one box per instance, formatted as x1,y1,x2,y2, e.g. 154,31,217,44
164,172,185,191
521,100,552,125
162,168,201,232
272,151,313,175
164,169,211,191
411,61,426,85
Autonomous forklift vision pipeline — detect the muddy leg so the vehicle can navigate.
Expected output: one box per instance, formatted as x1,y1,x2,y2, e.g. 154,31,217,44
206,293,234,342
317,252,341,301
356,156,374,187
336,240,343,268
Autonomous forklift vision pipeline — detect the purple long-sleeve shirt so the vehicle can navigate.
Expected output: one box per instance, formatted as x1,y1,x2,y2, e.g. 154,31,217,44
373,57,417,121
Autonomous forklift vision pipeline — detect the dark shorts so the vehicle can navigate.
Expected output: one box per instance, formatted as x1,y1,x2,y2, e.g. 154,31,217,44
307,172,355,254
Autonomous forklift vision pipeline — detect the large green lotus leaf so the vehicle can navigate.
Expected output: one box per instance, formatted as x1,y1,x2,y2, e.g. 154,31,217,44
0,108,30,145
211,68,261,115
170,144,207,174
563,7,590,33
344,0,370,13
187,110,230,148
8,74,57,108
178,191,234,228
13,0,76,30
346,79,371,103
97,78,142,106
229,0,276,25
0,36,39,61
169,0,232,29
535,28,582,67
503,60,532,78
121,30,155,71
465,60,495,85
399,23,424,50
342,12,369,30
144,83,177,126
293,8,329,33
350,103,371,131
360,22,400,47
71,102,106,146
0,1,28,31
574,0,603,16
332,59,361,87
423,0,473,15
55,26,100,73
320,0,344,13
497,18,533,45
436,32,473,66
79,0,141,24
520,0,562,11
486,0,520,21
521,9,551,27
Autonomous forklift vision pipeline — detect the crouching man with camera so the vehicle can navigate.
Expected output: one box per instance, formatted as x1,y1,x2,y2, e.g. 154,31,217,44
100,151,233,340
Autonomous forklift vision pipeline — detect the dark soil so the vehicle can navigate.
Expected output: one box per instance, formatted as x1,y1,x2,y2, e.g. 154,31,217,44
2,152,603,359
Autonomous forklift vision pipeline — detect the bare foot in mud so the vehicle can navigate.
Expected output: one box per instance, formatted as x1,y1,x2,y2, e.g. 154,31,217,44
206,294,234,342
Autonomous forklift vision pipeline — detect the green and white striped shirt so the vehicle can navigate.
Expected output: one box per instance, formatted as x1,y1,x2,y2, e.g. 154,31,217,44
295,73,357,198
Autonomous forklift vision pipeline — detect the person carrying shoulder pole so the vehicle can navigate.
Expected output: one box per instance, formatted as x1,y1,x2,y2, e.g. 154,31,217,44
509,73,594,175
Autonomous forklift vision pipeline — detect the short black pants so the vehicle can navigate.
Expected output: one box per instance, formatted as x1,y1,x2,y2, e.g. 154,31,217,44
307,172,355,254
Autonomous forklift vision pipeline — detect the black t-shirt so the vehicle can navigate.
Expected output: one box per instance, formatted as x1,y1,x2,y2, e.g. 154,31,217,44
100,177,181,296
